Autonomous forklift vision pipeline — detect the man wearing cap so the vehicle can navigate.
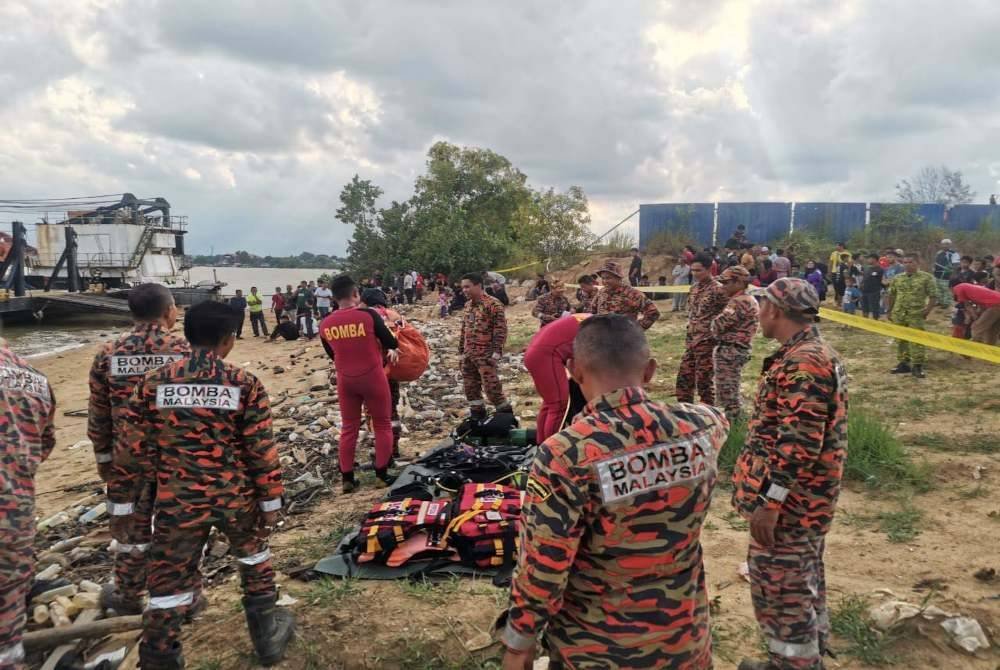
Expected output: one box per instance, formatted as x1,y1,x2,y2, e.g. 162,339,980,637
733,277,847,670
593,261,660,329
531,280,571,328
887,252,937,378
711,266,759,422
628,247,643,287
676,253,728,405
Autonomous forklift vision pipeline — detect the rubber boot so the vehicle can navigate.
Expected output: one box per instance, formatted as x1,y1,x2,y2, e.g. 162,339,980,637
375,468,396,489
341,471,357,494
911,364,926,378
243,592,296,666
890,362,911,374
139,642,184,669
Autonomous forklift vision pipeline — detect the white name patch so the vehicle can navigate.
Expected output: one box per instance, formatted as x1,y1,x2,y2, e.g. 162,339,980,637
594,435,716,503
0,365,49,398
110,354,184,377
156,384,241,410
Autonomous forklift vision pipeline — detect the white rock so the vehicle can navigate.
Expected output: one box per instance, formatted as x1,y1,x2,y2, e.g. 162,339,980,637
69,439,93,451
288,432,301,443
940,616,990,653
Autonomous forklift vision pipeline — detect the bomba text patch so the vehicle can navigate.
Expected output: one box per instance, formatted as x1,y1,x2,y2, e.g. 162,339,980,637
110,354,184,377
594,435,716,503
156,384,241,410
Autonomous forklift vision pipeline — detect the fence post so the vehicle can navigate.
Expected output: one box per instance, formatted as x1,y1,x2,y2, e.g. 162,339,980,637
865,203,870,228
712,203,719,246
789,202,796,235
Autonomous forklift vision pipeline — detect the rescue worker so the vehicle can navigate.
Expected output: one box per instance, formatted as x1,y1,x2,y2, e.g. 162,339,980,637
531,279,571,328
711,266,760,422
109,301,294,669
0,339,56,670
459,272,510,419
88,283,190,615
360,287,405,458
592,261,660,329
320,275,399,492
523,313,590,444
733,278,847,670
676,253,729,405
500,314,729,670
574,275,597,313
246,286,269,337
886,252,937,378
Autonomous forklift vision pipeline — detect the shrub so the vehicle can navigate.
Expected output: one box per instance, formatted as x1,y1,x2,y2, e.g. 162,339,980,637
846,412,931,491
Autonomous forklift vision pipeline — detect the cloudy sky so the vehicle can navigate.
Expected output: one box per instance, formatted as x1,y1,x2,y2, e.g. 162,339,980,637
2,1,998,256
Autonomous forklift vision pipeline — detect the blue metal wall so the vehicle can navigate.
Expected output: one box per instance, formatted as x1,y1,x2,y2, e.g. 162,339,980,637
717,203,790,247
638,203,715,247
946,205,1000,231
794,203,866,242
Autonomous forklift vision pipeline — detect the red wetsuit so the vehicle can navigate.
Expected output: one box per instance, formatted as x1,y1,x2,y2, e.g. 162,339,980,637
319,306,397,473
523,314,589,443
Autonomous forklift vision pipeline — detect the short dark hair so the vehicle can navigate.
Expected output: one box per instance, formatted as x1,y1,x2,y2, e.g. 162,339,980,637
574,314,649,375
961,255,973,263
461,273,483,285
128,283,173,321
904,252,920,261
578,275,594,286
330,274,356,301
691,253,713,269
763,259,773,269
184,301,239,346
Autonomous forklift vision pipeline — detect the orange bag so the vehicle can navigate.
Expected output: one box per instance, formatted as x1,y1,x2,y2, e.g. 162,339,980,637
385,320,430,382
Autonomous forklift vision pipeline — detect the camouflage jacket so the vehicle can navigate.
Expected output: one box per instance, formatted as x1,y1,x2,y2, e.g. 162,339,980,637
0,343,56,534
888,270,937,315
593,284,660,330
502,387,728,668
732,327,847,538
460,294,507,357
87,323,190,473
107,350,283,521
711,292,760,348
531,292,571,326
686,278,728,344
575,288,597,314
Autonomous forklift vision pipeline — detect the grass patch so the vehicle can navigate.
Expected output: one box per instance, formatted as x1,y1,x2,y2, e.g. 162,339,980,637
830,594,895,665
191,662,223,670
398,576,462,605
846,412,931,491
721,510,749,531
305,577,360,607
877,502,922,543
717,417,746,474
955,484,989,500
909,431,998,454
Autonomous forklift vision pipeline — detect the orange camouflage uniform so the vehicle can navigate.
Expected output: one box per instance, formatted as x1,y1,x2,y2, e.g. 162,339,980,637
0,344,56,670
592,284,660,329
460,294,508,409
502,387,729,669
732,326,848,670
531,292,571,327
710,292,760,421
88,323,190,605
109,350,284,659
676,278,728,404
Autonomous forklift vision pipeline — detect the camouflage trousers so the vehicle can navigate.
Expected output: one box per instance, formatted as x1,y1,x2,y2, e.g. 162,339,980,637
461,354,506,409
142,509,275,659
748,535,829,670
114,482,155,605
892,309,926,365
675,340,715,405
713,344,750,422
0,532,32,670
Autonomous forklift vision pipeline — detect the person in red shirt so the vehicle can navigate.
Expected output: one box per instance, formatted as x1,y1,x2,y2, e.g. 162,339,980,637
271,286,285,323
523,313,590,443
320,275,399,492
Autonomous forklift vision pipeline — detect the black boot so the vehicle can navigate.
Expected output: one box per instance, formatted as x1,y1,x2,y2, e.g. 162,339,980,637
243,592,296,666
341,470,356,494
890,362,911,374
375,467,396,489
139,642,184,669
911,364,926,378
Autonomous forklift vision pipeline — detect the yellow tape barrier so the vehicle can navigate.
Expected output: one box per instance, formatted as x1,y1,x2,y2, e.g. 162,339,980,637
493,259,544,273
561,282,999,365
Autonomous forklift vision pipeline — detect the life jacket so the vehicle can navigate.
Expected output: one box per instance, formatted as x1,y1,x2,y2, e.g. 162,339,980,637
442,483,524,569
356,498,452,565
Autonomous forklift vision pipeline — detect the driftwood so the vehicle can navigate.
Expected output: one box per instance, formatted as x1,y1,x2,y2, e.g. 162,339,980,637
38,609,101,670
23,614,142,652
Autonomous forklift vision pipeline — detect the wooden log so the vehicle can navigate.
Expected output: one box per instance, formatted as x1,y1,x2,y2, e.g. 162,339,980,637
39,609,101,670
23,614,142,652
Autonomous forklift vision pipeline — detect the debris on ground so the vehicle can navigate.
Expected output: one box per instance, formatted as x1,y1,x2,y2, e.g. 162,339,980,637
869,595,992,656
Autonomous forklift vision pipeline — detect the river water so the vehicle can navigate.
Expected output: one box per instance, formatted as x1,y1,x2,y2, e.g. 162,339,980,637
2,267,324,357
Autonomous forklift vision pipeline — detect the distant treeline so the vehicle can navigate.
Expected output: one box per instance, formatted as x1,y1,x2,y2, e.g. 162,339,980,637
189,250,345,269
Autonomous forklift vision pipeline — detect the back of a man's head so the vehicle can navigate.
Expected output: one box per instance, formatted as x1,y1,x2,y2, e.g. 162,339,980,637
330,274,356,302
184,301,239,347
128,283,173,321
574,314,650,379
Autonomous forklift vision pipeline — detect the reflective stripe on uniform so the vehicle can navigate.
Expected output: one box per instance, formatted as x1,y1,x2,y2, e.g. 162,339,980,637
237,549,271,566
117,543,150,553
109,502,135,516
258,497,282,512
768,637,819,659
500,621,535,652
0,642,24,663
766,483,790,502
95,452,113,464
147,591,195,610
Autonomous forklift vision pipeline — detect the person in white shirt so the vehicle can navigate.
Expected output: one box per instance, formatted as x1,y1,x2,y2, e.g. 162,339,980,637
403,272,415,304
314,280,333,317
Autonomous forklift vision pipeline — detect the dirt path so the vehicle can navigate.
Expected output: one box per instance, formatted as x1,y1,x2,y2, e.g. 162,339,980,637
28,292,999,669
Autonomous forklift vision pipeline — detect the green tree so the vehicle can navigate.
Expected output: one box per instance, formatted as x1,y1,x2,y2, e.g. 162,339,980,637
896,166,975,206
517,186,594,263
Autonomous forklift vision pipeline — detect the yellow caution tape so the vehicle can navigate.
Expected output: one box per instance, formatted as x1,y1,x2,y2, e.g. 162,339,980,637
565,283,690,294
816,308,1000,365
492,260,545,273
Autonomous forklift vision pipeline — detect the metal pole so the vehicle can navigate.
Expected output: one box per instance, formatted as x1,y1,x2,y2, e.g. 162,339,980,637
65,227,80,293
12,221,26,297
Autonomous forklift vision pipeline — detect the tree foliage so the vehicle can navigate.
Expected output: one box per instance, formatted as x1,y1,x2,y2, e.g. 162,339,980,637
337,142,594,278
896,166,975,206
189,251,344,269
